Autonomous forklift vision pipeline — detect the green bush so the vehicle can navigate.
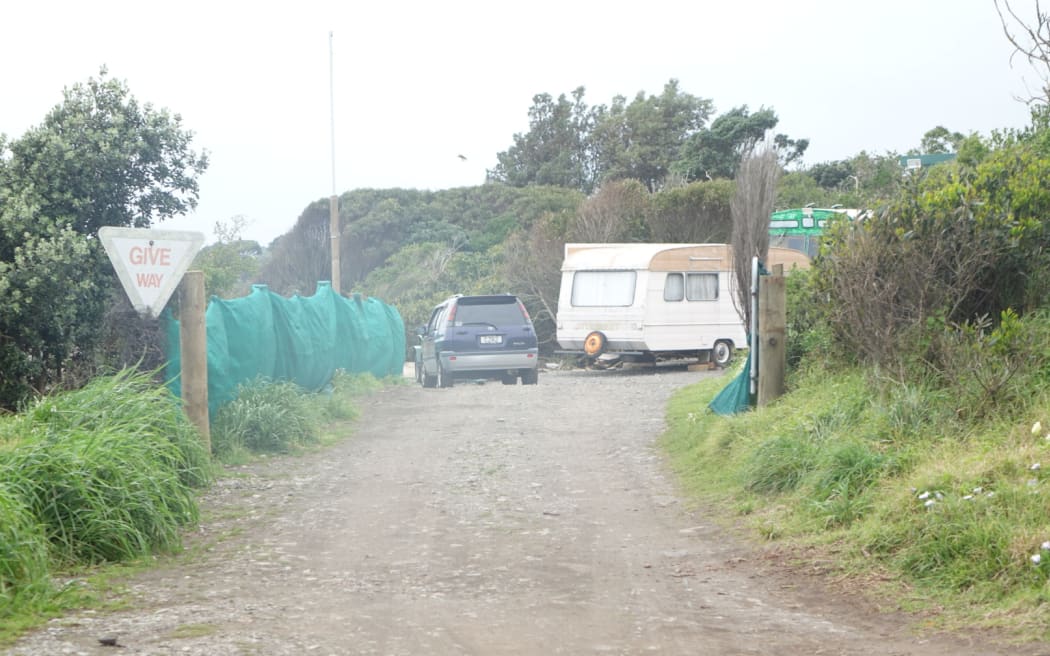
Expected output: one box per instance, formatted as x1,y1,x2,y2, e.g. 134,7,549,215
211,378,320,456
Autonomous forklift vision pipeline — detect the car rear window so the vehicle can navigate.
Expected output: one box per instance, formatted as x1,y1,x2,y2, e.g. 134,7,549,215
454,297,526,326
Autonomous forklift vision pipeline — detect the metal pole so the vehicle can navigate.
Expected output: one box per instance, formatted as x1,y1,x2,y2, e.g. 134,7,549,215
329,31,341,293
749,256,759,395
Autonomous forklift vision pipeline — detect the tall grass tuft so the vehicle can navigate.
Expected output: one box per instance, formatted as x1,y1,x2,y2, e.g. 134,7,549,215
211,377,320,456
744,431,819,494
0,481,51,603
24,368,212,489
0,367,210,601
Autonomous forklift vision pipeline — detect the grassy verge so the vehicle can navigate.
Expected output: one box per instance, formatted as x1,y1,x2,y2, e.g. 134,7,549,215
0,368,393,646
662,361,1050,643
0,368,213,643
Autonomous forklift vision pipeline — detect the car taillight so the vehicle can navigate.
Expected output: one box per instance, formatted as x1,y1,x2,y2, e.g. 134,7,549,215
518,301,531,321
447,304,457,324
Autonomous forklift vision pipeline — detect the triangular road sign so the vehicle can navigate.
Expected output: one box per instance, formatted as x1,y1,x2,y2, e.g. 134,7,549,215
99,227,205,318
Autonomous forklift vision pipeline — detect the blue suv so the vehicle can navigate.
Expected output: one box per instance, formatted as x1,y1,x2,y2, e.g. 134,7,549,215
416,294,539,387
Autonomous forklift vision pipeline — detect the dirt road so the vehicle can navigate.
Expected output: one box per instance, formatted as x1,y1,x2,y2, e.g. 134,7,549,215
6,367,1043,655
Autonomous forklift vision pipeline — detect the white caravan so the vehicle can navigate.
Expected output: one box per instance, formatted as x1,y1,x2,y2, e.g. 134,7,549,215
555,243,809,366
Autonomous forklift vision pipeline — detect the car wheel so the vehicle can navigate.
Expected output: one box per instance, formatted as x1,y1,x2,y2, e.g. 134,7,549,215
501,373,517,385
712,340,734,367
422,360,437,388
520,369,538,385
438,362,454,388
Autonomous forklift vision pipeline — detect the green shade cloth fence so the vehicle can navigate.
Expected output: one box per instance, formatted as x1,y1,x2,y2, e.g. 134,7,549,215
708,350,753,416
166,282,405,415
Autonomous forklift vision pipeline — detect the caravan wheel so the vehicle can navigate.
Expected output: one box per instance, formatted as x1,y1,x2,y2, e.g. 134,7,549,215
583,331,607,358
712,340,734,367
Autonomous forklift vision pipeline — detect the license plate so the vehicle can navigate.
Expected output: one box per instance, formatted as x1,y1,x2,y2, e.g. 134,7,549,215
479,335,503,345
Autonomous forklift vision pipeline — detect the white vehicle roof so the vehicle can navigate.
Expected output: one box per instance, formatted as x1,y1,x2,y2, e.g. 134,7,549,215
561,243,809,272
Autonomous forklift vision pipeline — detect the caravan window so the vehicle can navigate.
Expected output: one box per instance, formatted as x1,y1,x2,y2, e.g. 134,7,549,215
664,273,685,301
663,272,719,301
571,270,636,307
686,273,718,300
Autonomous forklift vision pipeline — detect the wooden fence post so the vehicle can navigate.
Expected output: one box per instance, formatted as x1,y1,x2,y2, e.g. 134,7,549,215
758,264,786,406
179,270,210,453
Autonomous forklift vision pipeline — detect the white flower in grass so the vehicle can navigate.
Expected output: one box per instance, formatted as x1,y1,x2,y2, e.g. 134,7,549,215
1032,463,1042,471
1032,553,1042,565
987,491,996,498
1042,541,1050,551
963,494,974,500
1033,421,1043,435
972,486,983,494
924,499,936,508
918,491,931,500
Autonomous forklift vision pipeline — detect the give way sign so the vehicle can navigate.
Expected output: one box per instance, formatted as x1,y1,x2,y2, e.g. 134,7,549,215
99,227,205,318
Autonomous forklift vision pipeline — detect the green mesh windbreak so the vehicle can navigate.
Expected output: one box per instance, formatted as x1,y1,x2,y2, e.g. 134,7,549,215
165,282,405,415
708,351,753,416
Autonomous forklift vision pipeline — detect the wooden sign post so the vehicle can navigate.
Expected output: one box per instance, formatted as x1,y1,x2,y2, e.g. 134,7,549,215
758,264,786,406
178,271,210,452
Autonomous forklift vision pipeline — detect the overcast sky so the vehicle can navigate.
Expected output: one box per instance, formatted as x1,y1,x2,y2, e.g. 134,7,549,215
0,1,1039,245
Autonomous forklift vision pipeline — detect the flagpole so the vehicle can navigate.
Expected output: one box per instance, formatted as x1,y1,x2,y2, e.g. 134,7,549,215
328,30,341,294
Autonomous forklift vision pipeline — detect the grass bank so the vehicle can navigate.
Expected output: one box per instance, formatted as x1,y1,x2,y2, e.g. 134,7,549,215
662,362,1050,643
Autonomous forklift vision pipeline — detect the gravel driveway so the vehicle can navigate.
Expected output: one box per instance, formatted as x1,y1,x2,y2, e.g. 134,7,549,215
6,366,1043,655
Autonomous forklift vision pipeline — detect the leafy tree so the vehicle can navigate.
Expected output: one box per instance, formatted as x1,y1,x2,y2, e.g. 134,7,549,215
489,88,595,192
0,212,104,407
646,179,734,242
675,106,807,180
592,80,714,192
775,171,830,209
807,160,856,190
0,70,209,408
848,151,903,202
1,68,208,235
192,216,262,299
919,126,965,154
775,167,867,210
